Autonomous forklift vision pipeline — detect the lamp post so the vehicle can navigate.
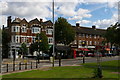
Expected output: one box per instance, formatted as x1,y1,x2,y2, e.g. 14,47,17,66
52,0,55,67
36,34,42,64
81,41,86,64
13,49,15,71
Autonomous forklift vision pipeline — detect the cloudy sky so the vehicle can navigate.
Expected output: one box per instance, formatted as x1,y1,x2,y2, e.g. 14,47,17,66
0,0,119,29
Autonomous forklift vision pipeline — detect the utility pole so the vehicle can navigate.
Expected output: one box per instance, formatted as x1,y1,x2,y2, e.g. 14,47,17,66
52,0,55,67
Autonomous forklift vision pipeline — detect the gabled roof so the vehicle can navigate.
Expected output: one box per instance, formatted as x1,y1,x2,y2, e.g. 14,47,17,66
41,20,53,26
21,18,28,23
29,18,40,24
12,17,21,23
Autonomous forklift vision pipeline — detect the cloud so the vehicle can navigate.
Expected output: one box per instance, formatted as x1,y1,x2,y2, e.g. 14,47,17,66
93,14,118,29
55,2,77,17
76,20,91,24
0,2,53,27
68,8,92,20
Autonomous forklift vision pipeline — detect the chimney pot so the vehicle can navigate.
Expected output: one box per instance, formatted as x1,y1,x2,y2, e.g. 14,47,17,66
40,19,43,22
92,25,96,29
76,23,80,27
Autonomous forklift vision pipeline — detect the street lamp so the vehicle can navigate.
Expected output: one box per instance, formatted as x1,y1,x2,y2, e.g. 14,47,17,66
81,41,86,63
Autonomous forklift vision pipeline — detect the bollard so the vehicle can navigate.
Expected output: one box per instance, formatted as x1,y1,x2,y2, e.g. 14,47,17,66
25,63,27,70
19,62,21,70
13,63,15,71
6,64,8,72
36,61,37,68
31,62,32,69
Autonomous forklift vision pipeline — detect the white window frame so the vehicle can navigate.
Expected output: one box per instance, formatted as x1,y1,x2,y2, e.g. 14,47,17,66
48,37,53,44
32,27,41,33
46,29,53,35
90,41,92,45
12,26,20,32
22,26,27,33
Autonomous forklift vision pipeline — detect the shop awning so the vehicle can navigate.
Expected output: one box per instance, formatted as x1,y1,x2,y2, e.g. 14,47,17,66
105,48,110,51
79,48,90,51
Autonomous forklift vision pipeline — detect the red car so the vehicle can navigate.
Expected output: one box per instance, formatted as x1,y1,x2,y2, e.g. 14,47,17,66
79,53,84,57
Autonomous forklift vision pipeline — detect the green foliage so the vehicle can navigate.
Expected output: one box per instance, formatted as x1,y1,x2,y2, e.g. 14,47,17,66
20,43,28,56
30,32,49,53
55,17,75,45
29,42,38,55
38,32,49,52
104,22,120,46
93,67,103,78
2,29,10,58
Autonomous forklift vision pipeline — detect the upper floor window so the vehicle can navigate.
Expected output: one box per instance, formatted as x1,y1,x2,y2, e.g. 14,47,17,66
46,29,53,35
94,35,96,39
79,40,81,44
32,27,41,33
12,26,20,32
82,34,85,37
97,35,99,38
79,34,81,37
89,35,92,38
90,41,92,45
22,27,27,33
94,41,96,45
86,34,88,38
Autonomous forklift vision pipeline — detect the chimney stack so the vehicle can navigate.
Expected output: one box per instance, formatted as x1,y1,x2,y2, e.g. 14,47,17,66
92,25,96,29
40,18,43,23
7,16,11,27
76,23,80,27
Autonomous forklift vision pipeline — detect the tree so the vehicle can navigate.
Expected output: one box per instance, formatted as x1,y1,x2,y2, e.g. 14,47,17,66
55,17,75,45
36,32,49,52
29,42,38,55
20,43,28,56
30,32,49,55
2,29,10,58
104,22,120,46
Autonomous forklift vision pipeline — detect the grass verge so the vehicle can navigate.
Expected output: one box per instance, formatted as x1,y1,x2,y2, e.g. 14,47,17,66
2,60,119,79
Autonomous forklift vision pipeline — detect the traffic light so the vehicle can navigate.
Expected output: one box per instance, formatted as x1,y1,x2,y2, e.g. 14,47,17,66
81,41,86,46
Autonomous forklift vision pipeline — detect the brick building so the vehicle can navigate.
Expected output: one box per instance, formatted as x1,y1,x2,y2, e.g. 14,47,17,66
71,23,110,50
5,16,53,58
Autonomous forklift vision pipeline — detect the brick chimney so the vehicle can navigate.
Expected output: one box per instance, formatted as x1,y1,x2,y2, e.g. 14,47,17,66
92,25,96,29
7,16,12,28
76,23,80,27
40,18,43,23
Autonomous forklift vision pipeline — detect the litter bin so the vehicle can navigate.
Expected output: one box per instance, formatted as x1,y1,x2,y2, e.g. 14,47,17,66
50,57,53,63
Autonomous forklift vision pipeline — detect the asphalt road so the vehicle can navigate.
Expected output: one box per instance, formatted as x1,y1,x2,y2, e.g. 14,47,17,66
1,56,119,73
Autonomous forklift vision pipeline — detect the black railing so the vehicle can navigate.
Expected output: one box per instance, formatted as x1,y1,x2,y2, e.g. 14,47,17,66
2,61,40,73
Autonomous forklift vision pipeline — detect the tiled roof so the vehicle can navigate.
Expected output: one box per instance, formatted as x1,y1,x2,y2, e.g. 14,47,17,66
74,26,106,35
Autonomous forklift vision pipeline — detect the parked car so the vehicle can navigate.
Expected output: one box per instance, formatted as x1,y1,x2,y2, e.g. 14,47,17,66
36,53,50,59
87,53,95,57
78,53,84,57
95,52,103,57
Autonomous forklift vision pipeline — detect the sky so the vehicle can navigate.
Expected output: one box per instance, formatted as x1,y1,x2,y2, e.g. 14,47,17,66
0,0,119,29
